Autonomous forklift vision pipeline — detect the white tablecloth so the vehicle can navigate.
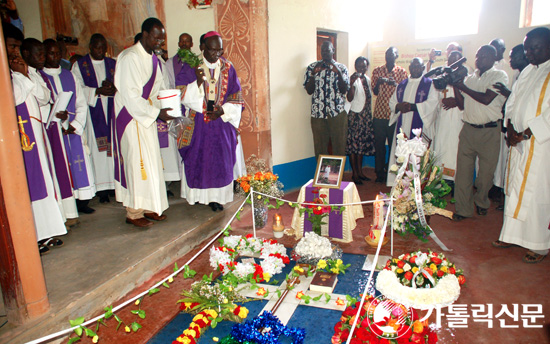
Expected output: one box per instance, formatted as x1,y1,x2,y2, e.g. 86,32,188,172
291,179,364,243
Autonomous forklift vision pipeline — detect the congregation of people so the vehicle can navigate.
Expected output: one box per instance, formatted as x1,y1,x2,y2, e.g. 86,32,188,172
304,28,550,264
4,15,244,255
4,5,550,265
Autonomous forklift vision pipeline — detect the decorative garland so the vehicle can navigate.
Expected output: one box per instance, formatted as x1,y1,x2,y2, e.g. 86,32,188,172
219,311,306,344
172,309,218,344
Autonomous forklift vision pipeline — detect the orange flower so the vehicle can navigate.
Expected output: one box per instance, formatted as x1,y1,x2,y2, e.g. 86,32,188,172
296,291,305,299
412,320,424,333
256,287,267,296
458,275,466,285
335,297,345,306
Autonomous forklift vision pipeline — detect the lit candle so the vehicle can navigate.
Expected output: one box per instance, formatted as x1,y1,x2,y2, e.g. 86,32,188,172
273,213,284,231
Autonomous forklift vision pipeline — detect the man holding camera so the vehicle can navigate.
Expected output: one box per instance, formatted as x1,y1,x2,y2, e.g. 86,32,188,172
371,47,408,183
304,41,349,159
452,45,508,221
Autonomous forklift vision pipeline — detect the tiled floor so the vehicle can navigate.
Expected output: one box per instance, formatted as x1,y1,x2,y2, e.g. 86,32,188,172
1,168,549,344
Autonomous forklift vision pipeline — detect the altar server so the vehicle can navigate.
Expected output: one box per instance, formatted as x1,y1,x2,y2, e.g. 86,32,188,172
72,33,116,203
494,27,550,264
387,57,438,186
113,17,172,228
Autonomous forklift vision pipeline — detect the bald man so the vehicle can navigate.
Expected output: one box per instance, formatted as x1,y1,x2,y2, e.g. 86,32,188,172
452,45,509,221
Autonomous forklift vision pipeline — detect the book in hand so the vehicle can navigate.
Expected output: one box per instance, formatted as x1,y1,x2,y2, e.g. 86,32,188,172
309,271,337,294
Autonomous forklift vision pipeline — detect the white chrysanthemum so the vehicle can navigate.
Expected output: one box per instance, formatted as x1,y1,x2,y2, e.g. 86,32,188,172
222,235,242,250
403,263,411,272
238,237,263,256
209,247,231,268
260,243,286,258
233,262,255,279
295,232,332,258
261,255,284,275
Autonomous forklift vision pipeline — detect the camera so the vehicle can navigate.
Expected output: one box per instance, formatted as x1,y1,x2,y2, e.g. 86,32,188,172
426,57,468,90
56,34,78,45
434,50,442,56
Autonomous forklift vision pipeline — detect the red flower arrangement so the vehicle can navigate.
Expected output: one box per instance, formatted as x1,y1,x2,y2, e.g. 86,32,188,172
187,0,212,9
332,296,438,344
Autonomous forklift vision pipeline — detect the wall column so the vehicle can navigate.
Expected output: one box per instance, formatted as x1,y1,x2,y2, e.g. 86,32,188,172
215,0,272,167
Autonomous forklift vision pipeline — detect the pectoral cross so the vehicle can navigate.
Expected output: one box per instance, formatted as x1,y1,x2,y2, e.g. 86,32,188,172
397,88,404,99
418,90,427,101
74,155,85,172
17,116,35,152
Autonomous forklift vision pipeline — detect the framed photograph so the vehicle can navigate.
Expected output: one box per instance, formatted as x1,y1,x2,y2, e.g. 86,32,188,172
313,155,346,189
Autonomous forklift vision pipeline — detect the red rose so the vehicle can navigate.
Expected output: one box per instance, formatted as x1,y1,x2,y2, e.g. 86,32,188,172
246,234,253,239
449,267,456,274
334,322,344,334
423,267,433,276
349,339,363,344
410,255,417,264
431,257,442,264
320,194,327,198
355,327,370,341
410,333,424,344
340,329,350,340
437,270,445,277
313,207,323,215
458,275,466,285
379,339,391,344
386,259,392,267
397,260,405,268
404,271,413,280
431,251,438,257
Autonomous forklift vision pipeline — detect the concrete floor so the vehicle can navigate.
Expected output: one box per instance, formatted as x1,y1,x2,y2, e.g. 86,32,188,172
1,170,549,344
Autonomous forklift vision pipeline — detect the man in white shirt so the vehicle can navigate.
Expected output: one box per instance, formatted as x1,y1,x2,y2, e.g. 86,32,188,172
452,45,509,220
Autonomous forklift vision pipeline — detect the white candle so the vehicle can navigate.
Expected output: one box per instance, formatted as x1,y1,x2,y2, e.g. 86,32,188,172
373,195,385,229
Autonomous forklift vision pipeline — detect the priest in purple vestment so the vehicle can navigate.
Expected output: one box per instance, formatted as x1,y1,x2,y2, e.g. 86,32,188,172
177,31,244,212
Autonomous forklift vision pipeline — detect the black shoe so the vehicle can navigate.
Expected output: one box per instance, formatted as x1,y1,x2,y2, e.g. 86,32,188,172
352,177,363,185
78,205,95,214
209,202,223,212
476,205,488,216
167,190,174,197
359,175,371,181
452,213,467,222
375,176,384,183
39,244,50,255
99,195,110,203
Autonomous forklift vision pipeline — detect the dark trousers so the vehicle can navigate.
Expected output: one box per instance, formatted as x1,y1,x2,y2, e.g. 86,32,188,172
373,118,396,178
311,111,348,159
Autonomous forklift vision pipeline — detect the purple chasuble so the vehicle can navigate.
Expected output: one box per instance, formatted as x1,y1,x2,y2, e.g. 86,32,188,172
42,69,91,189
39,70,74,199
15,102,48,201
114,53,159,189
303,181,345,239
396,76,432,138
175,59,241,189
77,55,116,152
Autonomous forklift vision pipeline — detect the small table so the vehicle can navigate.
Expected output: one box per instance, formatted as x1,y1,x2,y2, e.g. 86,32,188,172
291,179,364,243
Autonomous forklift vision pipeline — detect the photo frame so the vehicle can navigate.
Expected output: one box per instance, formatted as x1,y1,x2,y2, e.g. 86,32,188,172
313,155,346,189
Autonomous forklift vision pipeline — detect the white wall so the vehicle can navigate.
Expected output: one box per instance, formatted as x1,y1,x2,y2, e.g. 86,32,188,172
14,0,43,39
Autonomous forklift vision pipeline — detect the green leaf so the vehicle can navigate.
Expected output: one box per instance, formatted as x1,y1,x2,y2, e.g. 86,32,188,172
114,315,121,323
236,211,241,221
299,207,307,216
339,206,346,213
162,282,170,288
325,293,331,303
276,200,285,209
69,317,85,327
98,318,107,328
174,262,179,272
267,204,276,210
84,328,96,337
276,289,282,298
269,279,279,285
148,288,160,296
131,310,139,315
68,336,80,344
211,320,218,329
138,310,146,319
202,273,213,283
74,327,83,337
116,321,122,331
183,265,197,278
312,294,323,301
130,322,142,332
103,306,113,319
245,198,252,205
263,289,269,297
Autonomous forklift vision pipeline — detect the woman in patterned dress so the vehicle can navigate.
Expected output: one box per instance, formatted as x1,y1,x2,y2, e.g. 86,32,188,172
346,56,375,184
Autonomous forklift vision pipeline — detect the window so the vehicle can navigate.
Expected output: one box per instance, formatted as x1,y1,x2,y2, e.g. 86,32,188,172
415,0,482,39
520,0,550,27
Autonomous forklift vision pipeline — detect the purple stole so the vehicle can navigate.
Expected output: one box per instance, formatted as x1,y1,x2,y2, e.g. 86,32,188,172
395,76,432,138
303,181,346,239
39,70,74,199
41,69,91,190
175,59,241,189
15,102,48,202
77,55,116,153
114,53,159,189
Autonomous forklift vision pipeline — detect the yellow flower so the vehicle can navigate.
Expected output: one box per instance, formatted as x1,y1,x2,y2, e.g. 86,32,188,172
256,287,267,296
294,266,304,273
238,306,249,318
296,291,305,299
263,272,271,282
430,263,437,271
125,326,131,333
183,329,197,338
192,314,204,322
257,195,262,199
135,299,140,306
213,337,219,342
317,260,327,269
228,287,233,291
223,298,228,304
205,309,218,318
396,268,404,273
335,297,345,306
289,202,293,206
92,335,99,343
412,267,419,273
336,259,343,266
331,268,339,274
317,206,322,211
412,320,424,333
440,266,448,273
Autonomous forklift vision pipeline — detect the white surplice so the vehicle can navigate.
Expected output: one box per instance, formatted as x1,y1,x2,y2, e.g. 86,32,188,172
12,70,67,241
432,86,464,181
387,77,438,186
500,59,550,251
43,67,96,200
72,58,115,192
114,43,168,214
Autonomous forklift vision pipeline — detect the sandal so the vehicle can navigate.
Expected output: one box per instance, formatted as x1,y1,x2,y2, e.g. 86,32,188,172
39,245,50,255
38,237,64,248
522,251,547,264
492,240,513,248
